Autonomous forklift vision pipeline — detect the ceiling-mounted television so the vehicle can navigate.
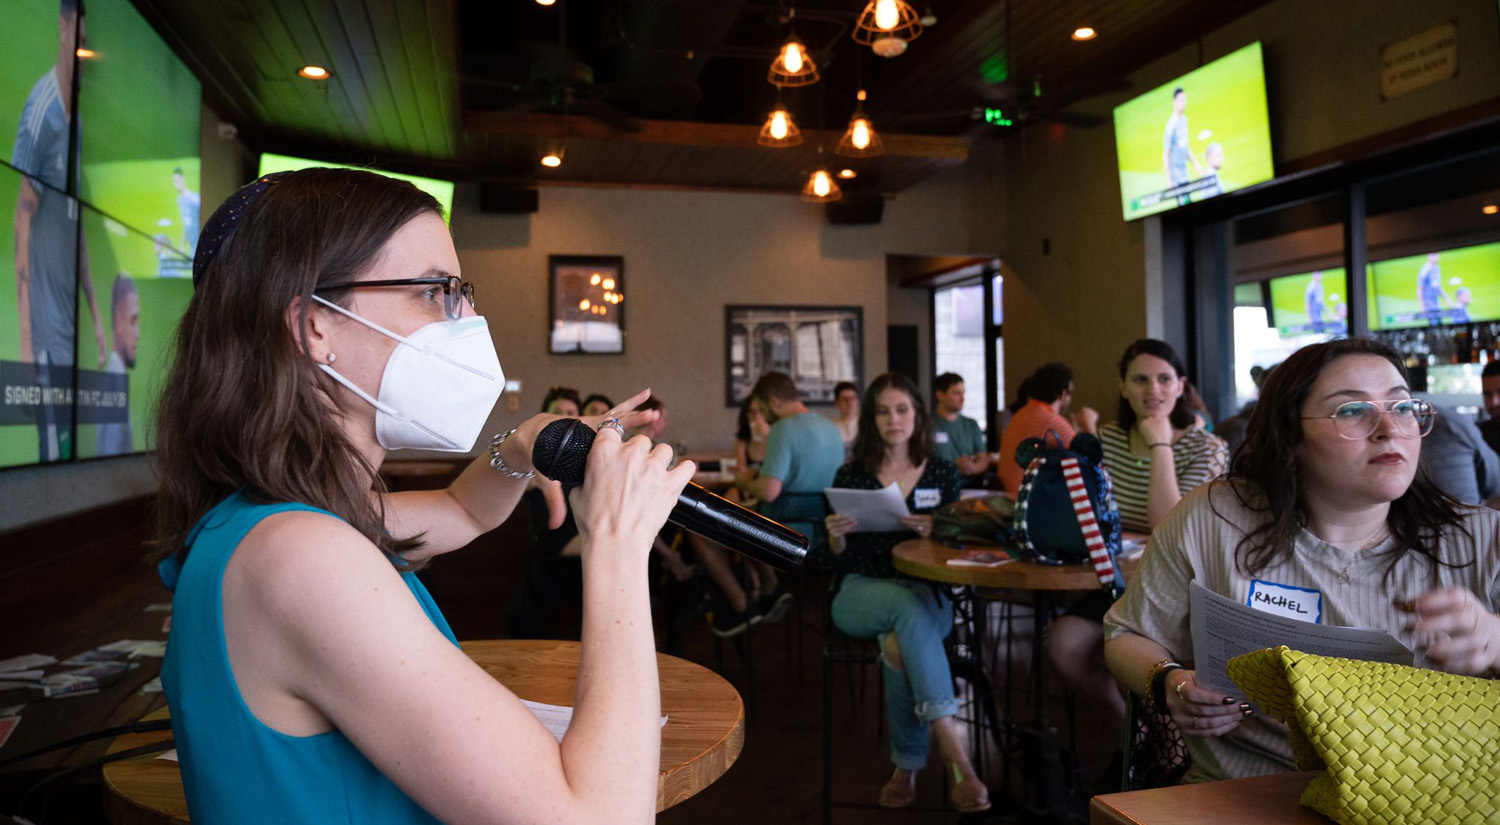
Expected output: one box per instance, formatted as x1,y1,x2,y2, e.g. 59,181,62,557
1367,241,1500,330
1268,268,1348,338
1113,41,1275,221
258,153,455,223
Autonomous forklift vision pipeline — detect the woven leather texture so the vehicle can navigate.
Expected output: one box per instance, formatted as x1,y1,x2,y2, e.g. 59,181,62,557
1228,646,1500,825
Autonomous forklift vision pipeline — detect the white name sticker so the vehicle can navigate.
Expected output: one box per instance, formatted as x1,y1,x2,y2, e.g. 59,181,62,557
934,431,950,444
913,488,941,509
1247,580,1322,624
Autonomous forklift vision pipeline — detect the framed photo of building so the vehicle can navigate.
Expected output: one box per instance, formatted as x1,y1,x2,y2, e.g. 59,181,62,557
549,255,625,354
724,305,862,407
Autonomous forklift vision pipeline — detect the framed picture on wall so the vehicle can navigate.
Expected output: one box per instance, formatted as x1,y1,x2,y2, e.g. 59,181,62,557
549,255,625,354
724,305,862,407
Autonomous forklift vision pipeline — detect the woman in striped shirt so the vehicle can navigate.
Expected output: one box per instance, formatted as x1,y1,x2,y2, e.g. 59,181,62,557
1048,339,1227,776
1100,339,1229,533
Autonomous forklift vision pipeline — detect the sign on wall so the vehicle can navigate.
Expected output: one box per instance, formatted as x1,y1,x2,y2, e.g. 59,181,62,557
1380,21,1458,100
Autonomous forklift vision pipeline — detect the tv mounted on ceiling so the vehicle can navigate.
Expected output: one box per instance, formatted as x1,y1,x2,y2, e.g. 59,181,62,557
1112,41,1275,221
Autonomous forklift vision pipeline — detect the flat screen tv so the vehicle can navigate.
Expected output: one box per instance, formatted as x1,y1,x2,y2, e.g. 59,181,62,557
1268,268,1349,337
258,153,456,222
78,0,202,259
1367,241,1500,330
1113,41,1275,221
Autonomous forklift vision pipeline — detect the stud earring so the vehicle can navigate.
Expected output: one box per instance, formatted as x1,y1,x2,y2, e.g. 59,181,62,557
327,353,337,364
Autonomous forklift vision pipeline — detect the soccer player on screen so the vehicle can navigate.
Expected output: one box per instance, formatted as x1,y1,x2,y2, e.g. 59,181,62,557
1162,87,1202,204
13,0,107,461
173,167,200,254
96,274,138,456
1417,252,1451,324
1304,270,1325,333
1200,142,1225,198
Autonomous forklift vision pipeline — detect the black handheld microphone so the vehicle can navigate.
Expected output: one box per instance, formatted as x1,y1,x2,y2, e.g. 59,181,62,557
531,419,809,571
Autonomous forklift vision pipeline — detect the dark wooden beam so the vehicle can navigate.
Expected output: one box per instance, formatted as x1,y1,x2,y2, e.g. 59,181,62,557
462,112,970,161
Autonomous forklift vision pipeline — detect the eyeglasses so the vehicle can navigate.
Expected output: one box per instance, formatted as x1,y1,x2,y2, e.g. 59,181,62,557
1301,398,1435,440
315,276,476,320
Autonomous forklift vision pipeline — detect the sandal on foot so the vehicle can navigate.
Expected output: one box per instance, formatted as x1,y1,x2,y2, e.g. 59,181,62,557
877,768,917,808
949,765,991,813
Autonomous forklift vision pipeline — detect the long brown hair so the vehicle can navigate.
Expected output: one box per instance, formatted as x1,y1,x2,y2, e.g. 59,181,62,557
153,168,442,563
851,372,933,474
1219,337,1470,582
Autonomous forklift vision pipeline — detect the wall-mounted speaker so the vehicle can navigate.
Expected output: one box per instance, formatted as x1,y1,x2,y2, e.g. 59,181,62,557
478,184,539,214
825,197,884,225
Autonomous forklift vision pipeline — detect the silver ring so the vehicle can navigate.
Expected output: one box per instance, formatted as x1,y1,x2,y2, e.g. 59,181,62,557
598,417,624,436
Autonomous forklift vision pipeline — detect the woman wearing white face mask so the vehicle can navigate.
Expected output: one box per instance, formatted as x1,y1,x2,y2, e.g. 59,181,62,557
153,168,692,825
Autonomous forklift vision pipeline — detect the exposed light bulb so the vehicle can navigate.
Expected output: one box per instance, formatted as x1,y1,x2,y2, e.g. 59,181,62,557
590,274,601,285
602,277,616,290
874,0,900,30
783,42,803,74
838,169,857,179
851,119,871,150
813,170,832,198
770,110,789,140
579,299,591,310
541,153,563,167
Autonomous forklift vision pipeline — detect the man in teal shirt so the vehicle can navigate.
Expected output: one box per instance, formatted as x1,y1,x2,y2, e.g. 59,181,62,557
730,371,843,629
932,372,991,485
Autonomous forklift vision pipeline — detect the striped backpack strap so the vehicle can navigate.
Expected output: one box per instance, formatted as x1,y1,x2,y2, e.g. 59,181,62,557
1012,455,1046,560
1060,456,1116,588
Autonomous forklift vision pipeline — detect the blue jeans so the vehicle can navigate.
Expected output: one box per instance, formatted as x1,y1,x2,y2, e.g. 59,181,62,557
831,575,958,770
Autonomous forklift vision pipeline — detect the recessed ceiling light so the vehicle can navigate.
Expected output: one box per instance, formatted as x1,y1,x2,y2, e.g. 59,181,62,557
1072,27,1096,41
838,169,857,179
540,153,563,167
298,65,329,80
76,48,96,59
1485,204,1499,215
536,0,556,5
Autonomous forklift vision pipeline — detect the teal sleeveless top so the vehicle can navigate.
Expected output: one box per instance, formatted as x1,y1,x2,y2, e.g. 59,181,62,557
159,493,455,825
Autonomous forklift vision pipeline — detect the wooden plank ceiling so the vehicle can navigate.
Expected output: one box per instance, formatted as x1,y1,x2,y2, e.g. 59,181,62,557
132,0,1272,194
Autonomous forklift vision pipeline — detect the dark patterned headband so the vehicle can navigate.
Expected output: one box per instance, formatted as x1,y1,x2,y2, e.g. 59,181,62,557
191,171,292,287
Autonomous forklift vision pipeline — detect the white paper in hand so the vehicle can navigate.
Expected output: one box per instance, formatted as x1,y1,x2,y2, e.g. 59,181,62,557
824,482,911,533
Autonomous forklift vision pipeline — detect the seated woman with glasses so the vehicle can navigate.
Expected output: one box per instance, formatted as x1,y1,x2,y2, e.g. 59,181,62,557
1104,337,1500,783
823,373,988,813
154,168,691,824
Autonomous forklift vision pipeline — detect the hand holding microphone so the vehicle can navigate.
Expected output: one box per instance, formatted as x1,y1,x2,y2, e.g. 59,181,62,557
566,418,696,569
533,418,811,572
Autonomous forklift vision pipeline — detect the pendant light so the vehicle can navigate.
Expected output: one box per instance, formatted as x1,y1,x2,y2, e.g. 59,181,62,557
836,59,883,158
801,146,842,202
853,0,923,58
757,105,803,147
801,167,842,203
769,37,819,87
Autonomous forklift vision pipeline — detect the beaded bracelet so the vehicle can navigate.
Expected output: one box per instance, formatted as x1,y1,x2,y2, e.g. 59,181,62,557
1145,659,1183,712
488,429,535,479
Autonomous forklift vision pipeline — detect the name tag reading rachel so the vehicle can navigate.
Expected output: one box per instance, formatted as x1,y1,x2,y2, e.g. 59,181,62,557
1247,579,1322,623
913,488,941,509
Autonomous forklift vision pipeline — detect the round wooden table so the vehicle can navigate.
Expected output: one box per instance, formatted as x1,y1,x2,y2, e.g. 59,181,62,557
891,537,1142,589
101,640,744,823
891,537,1142,823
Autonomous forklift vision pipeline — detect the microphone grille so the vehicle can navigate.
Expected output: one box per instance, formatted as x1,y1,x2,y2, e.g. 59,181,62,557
532,418,595,484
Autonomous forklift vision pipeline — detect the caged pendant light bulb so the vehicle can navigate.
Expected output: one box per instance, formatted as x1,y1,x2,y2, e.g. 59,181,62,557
757,106,803,147
801,167,842,203
769,38,819,86
836,91,884,158
853,0,923,57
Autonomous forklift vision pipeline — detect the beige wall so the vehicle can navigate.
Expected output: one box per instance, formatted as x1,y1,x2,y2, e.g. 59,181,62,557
1003,0,1500,420
454,147,1004,457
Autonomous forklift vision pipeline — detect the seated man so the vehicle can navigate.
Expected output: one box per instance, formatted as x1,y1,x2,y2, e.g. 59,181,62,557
1418,400,1500,505
713,371,843,635
998,362,1098,492
931,372,991,487
1479,361,1500,457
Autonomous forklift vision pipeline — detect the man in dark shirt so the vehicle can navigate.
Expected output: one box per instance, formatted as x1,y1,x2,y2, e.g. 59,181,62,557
1480,362,1500,457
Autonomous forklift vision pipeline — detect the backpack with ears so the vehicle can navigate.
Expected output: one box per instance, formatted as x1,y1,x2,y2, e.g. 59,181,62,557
1011,431,1124,595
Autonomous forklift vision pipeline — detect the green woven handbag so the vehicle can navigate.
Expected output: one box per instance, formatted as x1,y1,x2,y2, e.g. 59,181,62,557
1227,646,1500,825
